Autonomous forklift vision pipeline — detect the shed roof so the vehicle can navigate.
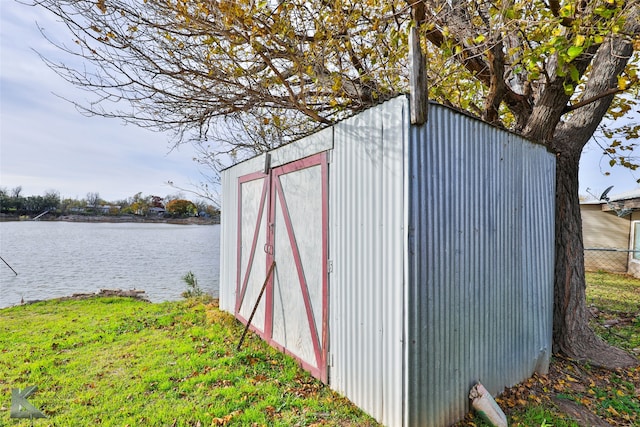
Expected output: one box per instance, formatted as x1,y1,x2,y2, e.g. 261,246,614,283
221,96,552,172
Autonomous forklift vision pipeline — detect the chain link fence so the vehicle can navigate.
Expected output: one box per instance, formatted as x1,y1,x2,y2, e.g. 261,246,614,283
584,248,639,273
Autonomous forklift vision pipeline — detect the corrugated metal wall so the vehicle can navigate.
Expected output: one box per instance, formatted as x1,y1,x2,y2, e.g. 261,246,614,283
406,104,555,426
328,96,409,427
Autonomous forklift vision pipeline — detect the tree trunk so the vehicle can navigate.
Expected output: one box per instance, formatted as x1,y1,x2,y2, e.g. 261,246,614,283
553,148,637,369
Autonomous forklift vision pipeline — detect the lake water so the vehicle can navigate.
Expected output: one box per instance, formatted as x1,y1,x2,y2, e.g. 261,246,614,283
0,221,219,309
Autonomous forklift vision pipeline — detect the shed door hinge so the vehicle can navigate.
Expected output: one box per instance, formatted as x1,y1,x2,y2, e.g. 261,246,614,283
327,259,333,274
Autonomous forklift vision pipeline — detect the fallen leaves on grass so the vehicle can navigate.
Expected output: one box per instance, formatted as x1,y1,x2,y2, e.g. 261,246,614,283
455,355,640,427
287,373,325,398
211,410,240,426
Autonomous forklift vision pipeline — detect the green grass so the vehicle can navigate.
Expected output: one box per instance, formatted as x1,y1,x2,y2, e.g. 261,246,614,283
2,271,638,427
586,271,640,313
0,297,376,426
586,271,640,353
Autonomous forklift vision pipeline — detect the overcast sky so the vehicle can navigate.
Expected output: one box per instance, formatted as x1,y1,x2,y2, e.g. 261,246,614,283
0,2,210,203
1,1,639,203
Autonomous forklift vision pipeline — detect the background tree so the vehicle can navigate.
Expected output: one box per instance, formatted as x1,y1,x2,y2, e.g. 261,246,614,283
11,186,22,199
60,197,85,215
34,0,407,154
165,199,197,218
150,195,165,209
85,192,102,215
7,186,25,214
113,197,132,214
32,0,639,367
0,189,60,216
22,195,47,215
0,188,216,218
128,192,151,216
193,200,211,216
42,190,61,212
0,188,8,213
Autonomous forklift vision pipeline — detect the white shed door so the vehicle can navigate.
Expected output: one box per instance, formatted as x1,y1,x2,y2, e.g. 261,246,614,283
235,152,328,382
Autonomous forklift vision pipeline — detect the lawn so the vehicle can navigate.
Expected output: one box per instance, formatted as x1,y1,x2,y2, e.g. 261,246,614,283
0,297,376,426
1,271,638,426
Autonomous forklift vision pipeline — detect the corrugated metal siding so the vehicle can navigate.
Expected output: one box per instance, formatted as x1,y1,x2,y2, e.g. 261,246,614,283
221,98,409,426
407,104,555,426
219,168,234,313
328,96,409,427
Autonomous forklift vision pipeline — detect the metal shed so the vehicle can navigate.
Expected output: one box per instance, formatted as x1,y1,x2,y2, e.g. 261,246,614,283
219,95,555,426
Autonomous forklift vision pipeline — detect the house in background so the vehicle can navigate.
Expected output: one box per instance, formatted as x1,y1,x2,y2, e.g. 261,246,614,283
148,206,166,217
581,189,640,277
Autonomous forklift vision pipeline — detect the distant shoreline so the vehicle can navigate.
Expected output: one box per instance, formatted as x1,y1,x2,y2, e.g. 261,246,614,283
0,213,219,225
